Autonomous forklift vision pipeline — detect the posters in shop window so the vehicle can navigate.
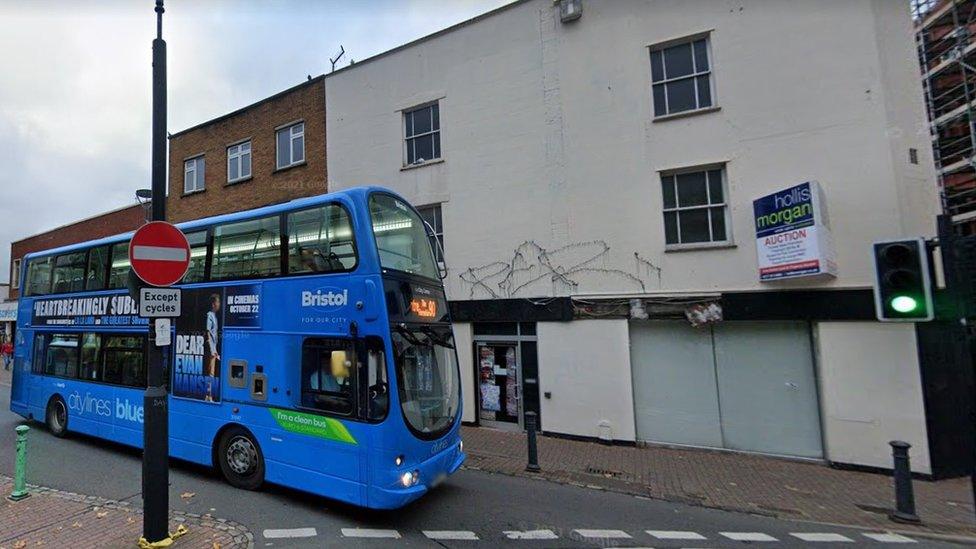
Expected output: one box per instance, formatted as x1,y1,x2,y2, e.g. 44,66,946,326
505,347,518,416
481,383,501,412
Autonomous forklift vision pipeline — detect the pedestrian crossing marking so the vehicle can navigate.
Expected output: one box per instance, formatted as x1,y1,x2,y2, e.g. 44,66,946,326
262,527,317,539
424,530,479,540
791,532,854,542
720,531,779,542
863,533,917,543
573,529,632,539
340,528,401,538
646,530,707,540
257,526,919,544
503,529,559,540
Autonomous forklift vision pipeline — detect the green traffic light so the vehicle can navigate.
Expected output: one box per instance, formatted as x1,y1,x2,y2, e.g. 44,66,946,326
890,295,918,313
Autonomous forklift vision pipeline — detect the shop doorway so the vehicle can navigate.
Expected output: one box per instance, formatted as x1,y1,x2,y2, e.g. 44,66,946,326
473,322,540,432
477,342,521,429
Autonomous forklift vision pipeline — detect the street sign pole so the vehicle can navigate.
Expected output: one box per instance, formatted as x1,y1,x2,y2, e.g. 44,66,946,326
144,0,169,543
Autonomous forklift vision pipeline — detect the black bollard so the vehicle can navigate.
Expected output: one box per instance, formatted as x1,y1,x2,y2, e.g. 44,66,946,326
889,441,920,524
525,412,541,473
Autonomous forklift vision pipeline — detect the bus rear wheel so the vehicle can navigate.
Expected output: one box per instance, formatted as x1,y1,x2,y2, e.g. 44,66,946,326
217,427,264,491
46,396,68,438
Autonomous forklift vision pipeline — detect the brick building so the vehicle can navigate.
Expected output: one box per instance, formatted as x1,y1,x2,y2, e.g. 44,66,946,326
8,203,147,301
166,75,326,223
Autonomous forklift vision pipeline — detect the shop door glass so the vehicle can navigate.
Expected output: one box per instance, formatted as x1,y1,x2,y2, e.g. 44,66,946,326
478,343,520,427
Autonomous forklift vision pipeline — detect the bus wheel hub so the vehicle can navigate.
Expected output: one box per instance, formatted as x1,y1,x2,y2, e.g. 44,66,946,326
227,437,257,475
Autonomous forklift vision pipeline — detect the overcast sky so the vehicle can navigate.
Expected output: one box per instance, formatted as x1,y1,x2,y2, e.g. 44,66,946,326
0,0,511,284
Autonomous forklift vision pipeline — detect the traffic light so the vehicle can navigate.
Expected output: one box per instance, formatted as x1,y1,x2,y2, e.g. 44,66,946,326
871,238,933,322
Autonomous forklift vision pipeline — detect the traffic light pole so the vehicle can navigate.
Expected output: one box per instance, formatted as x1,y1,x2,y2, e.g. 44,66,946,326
143,0,170,543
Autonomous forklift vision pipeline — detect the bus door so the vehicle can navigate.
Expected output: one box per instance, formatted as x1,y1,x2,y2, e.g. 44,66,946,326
273,336,364,501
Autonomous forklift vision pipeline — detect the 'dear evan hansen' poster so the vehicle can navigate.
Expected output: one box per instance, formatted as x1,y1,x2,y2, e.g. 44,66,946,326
173,289,222,402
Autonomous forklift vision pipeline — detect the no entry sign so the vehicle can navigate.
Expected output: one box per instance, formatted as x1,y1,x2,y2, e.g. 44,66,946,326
129,221,191,287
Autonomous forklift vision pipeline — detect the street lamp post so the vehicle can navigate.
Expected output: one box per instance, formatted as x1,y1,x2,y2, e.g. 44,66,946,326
143,0,170,543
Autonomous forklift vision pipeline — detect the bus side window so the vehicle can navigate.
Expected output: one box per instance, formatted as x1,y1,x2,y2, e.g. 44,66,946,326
45,334,79,378
25,257,53,296
52,252,86,294
80,333,102,382
86,246,109,291
301,338,356,416
32,334,47,375
108,243,129,289
103,335,145,387
366,345,388,421
286,205,357,274
184,230,209,283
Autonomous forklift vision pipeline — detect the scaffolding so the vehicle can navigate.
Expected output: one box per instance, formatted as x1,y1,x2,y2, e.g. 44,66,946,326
913,0,976,234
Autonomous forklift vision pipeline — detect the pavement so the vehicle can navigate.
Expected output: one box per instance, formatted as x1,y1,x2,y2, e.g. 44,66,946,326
462,425,976,538
0,377,970,547
0,476,250,548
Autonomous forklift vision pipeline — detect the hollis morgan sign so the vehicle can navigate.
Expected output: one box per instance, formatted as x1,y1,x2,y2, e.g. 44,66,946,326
753,181,837,281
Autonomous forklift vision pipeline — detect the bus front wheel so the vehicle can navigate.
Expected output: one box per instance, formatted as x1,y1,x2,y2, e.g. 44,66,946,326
46,396,68,438
217,427,264,491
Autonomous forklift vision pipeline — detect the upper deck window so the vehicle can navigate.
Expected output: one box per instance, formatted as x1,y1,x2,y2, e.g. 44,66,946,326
25,256,53,296
108,242,129,289
86,246,109,291
52,252,86,294
212,215,282,280
184,230,209,283
369,194,439,280
287,205,357,274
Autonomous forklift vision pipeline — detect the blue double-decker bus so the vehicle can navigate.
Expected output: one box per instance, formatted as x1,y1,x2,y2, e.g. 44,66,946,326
9,187,463,509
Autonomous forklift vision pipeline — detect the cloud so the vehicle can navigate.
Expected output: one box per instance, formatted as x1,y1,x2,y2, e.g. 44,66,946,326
0,0,512,283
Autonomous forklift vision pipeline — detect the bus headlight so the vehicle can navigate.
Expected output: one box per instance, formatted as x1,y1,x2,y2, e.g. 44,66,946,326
459,440,463,453
395,455,404,467
400,471,415,487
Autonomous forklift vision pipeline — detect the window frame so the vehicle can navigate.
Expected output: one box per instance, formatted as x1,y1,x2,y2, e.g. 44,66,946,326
403,102,441,166
416,203,445,266
650,33,716,119
184,155,206,194
226,140,252,184
660,164,733,250
275,121,305,170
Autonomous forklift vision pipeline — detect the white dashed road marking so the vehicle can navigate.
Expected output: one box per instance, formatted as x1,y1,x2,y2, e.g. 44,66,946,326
791,532,855,542
646,530,707,540
573,529,632,539
863,533,917,543
423,530,480,540
503,529,560,540
340,528,402,539
262,528,317,539
720,531,779,542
